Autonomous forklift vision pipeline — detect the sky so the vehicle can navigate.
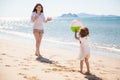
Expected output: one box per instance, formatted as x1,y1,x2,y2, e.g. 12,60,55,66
0,0,120,17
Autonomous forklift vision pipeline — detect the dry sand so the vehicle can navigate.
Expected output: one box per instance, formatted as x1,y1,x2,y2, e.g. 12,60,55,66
0,39,120,80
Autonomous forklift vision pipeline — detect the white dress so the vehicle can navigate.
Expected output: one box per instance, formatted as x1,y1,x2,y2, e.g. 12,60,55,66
79,36,90,60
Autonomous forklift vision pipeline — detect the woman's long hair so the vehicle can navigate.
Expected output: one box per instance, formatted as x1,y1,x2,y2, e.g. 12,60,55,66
32,3,43,13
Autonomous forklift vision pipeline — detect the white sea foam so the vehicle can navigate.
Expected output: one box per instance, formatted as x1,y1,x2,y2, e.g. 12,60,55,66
0,29,33,39
91,43,120,53
0,17,29,21
1,29,120,54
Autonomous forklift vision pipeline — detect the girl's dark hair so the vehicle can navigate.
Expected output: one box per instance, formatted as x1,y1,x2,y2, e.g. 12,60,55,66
84,27,89,35
32,3,43,13
80,27,89,37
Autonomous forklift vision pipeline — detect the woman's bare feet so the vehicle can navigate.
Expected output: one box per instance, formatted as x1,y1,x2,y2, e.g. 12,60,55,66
35,51,41,56
79,70,83,74
84,71,91,75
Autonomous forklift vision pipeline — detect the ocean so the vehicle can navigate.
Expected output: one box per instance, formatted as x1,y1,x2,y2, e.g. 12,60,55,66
0,16,120,59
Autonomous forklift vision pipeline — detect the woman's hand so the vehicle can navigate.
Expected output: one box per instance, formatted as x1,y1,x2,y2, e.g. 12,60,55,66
32,15,38,23
46,17,52,22
34,15,38,20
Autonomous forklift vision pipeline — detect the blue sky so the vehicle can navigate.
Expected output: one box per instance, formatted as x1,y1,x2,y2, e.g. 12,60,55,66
0,0,120,17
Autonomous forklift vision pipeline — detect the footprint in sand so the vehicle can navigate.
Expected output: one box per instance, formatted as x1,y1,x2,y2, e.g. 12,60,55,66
115,67,120,69
64,74,79,80
0,58,2,63
42,68,63,73
0,58,2,60
21,67,29,70
26,76,40,80
5,65,11,67
23,64,29,67
1,53,6,55
19,73,26,76
19,73,40,80
43,67,78,73
98,60,103,62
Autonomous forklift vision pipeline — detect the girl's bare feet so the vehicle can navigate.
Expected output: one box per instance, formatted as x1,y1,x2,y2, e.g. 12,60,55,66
35,52,38,56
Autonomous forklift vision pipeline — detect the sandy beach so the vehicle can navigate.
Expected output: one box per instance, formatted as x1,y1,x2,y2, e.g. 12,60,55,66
0,39,120,80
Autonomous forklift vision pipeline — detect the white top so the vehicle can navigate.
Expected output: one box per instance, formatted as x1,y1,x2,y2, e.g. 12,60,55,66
79,36,90,60
31,12,46,30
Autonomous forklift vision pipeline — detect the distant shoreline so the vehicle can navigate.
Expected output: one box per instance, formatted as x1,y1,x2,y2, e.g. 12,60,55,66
0,13,120,18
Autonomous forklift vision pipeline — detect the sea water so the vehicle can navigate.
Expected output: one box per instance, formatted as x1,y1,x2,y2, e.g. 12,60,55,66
0,16,120,59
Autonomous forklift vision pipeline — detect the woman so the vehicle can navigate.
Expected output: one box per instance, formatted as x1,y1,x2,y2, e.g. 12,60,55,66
31,3,52,57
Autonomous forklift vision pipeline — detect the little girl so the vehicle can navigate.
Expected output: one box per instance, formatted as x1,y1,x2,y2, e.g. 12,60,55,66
75,27,90,74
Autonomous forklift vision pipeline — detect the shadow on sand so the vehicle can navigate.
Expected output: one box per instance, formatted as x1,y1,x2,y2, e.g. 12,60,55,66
36,56,54,64
36,56,80,73
84,73,102,80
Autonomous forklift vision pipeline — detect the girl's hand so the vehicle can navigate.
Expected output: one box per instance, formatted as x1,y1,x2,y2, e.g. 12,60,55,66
75,30,78,33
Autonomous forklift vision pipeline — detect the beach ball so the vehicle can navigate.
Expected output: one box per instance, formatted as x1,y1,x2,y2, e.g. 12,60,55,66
70,20,83,32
